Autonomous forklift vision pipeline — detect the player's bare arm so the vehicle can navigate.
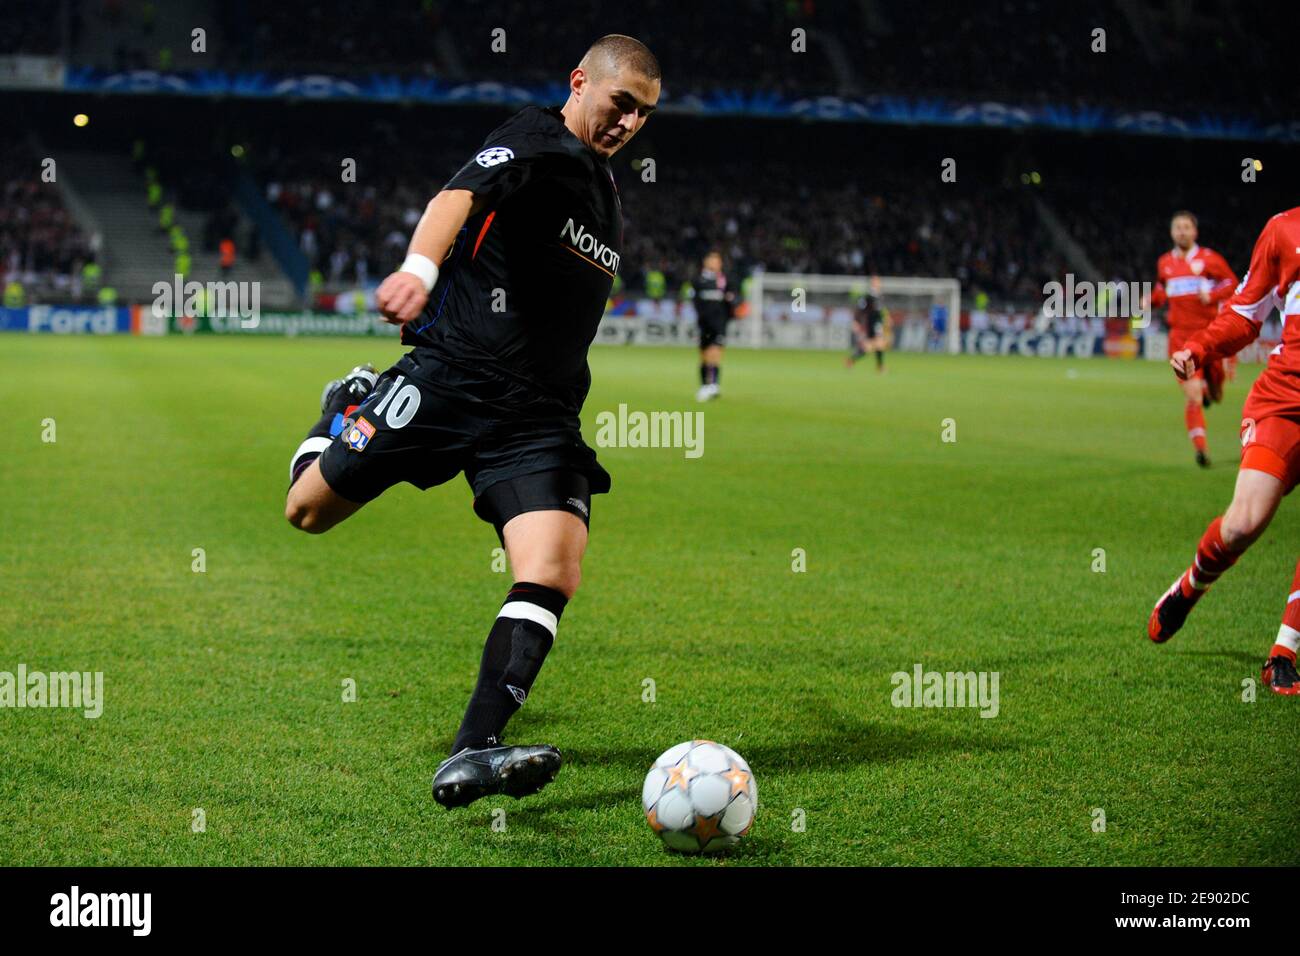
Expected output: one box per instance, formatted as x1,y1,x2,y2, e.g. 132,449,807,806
375,188,484,325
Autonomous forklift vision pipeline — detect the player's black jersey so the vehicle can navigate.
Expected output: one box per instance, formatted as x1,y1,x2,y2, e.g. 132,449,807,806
693,268,729,324
854,295,882,330
402,105,622,416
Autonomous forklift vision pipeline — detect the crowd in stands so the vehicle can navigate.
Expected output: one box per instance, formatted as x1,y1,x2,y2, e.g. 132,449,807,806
210,0,1286,117
219,0,448,76
0,146,98,304
0,0,78,56
1040,140,1281,293
434,0,838,97
257,135,462,294
7,0,1290,314
19,0,1291,119
252,109,1283,317
251,120,1066,309
3,109,1282,315
219,0,836,96
131,139,266,288
620,163,1061,307
851,0,1289,117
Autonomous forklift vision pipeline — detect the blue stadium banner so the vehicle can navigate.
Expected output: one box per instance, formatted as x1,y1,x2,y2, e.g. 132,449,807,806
61,69,1300,144
960,329,1155,358
0,306,132,334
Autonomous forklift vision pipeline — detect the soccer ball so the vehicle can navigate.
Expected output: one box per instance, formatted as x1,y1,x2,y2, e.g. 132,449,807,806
642,740,757,853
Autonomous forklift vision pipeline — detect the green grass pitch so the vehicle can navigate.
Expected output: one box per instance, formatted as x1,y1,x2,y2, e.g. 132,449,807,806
3,335,1297,866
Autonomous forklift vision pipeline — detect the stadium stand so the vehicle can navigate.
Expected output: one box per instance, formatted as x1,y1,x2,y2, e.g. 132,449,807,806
204,0,1289,114
0,0,75,56
0,143,96,302
4,0,1295,319
235,115,1067,307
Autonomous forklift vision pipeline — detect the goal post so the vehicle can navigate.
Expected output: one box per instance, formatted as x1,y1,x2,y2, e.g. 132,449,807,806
743,273,962,353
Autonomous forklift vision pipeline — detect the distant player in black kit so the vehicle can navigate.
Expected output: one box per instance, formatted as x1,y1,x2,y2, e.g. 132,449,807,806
846,292,888,371
282,35,660,808
694,250,733,401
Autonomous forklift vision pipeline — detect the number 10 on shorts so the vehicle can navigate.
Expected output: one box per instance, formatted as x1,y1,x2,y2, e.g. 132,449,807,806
372,374,422,429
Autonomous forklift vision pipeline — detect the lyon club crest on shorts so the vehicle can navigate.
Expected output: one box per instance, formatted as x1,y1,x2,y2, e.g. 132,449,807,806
345,416,375,452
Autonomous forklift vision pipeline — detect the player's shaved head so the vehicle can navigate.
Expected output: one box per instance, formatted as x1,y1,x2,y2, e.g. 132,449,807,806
563,35,661,159
1171,210,1198,228
578,34,661,84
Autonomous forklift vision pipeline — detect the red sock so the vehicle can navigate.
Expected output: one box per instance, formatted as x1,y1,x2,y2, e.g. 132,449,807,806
1271,559,1300,661
1181,516,1240,596
1185,400,1207,452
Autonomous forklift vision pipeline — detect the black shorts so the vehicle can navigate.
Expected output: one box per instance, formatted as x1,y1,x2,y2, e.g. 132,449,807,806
318,354,610,532
852,320,882,346
698,313,728,348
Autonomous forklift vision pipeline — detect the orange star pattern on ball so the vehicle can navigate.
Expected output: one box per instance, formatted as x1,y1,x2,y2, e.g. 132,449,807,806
663,759,699,792
691,813,723,847
722,763,750,798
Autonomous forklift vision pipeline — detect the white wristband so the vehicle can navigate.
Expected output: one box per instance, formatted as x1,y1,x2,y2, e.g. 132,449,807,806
399,253,439,293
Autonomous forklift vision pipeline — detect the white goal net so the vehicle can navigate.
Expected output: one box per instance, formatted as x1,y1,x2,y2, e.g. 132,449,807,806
744,273,962,353
593,273,961,352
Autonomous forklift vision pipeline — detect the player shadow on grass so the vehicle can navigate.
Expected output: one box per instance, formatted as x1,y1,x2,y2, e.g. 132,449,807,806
528,716,1019,815
1175,649,1261,666
439,698,1020,820
565,725,1018,774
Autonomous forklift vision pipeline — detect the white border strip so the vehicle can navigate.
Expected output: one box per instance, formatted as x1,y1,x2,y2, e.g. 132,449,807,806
498,601,558,636
289,435,333,480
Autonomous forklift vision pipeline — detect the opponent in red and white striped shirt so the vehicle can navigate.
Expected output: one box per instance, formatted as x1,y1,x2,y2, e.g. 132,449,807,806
1147,211,1238,466
1148,206,1300,695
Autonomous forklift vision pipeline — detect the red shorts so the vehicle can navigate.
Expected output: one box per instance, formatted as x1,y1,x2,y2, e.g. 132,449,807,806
1240,373,1300,493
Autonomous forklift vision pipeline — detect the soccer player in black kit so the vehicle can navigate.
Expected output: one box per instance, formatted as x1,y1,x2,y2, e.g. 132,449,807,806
694,250,732,401
846,292,887,372
282,35,660,808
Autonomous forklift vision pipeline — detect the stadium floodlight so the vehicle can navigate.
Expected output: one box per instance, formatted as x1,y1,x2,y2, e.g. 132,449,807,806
743,272,962,354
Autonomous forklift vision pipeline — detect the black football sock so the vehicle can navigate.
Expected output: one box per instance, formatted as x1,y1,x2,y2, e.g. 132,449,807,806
450,582,566,754
699,362,708,386
288,384,357,487
711,364,721,386
875,350,884,369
